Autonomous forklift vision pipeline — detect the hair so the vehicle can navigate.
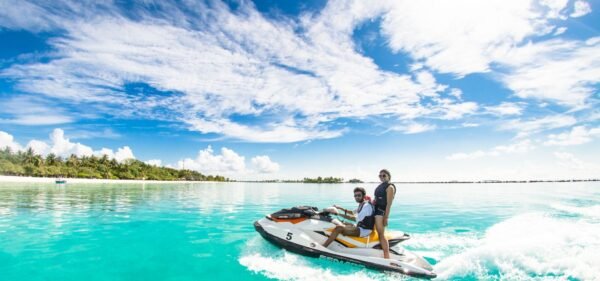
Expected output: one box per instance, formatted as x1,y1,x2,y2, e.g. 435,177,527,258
380,169,391,180
353,187,366,196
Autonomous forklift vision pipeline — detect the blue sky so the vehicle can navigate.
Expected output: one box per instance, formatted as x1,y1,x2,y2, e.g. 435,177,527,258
0,0,599,181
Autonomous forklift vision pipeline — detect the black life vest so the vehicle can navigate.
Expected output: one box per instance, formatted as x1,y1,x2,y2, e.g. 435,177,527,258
356,201,375,230
374,182,396,210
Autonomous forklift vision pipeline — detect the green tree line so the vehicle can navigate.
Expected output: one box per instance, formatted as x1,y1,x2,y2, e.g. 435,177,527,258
302,176,343,183
0,147,228,181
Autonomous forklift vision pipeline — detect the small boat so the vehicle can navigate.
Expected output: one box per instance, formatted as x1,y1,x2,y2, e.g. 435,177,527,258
55,178,67,184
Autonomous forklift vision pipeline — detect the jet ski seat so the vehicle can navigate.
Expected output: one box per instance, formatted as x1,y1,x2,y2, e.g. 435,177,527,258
327,228,410,248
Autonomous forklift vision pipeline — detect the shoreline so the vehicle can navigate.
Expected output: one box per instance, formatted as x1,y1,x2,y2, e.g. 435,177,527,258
0,175,215,184
2,175,598,185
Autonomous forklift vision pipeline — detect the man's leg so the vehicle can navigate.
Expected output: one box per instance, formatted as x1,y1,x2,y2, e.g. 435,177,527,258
341,225,360,237
323,225,344,247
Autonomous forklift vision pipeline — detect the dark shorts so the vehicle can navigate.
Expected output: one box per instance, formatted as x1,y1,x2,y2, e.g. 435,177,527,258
374,207,386,217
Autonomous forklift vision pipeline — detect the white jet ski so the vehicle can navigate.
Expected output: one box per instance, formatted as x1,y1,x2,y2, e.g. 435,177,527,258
254,206,437,279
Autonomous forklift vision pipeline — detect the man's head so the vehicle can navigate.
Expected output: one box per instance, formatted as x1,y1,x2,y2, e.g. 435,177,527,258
353,187,366,203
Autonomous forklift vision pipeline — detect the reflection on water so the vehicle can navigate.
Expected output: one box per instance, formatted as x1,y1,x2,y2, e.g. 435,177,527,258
0,182,599,281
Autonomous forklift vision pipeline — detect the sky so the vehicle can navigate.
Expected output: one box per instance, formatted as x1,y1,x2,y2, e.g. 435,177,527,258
0,0,599,181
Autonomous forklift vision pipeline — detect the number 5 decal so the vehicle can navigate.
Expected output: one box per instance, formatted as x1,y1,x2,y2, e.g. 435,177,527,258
286,232,293,240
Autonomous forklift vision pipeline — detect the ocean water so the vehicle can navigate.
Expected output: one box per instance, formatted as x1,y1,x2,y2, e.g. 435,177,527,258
0,182,599,281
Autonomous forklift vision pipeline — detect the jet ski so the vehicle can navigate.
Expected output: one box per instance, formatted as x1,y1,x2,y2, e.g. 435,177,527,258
254,206,436,279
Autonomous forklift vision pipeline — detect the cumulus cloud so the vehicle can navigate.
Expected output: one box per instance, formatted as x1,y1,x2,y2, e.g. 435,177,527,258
447,139,534,160
544,126,600,146
251,156,280,173
175,146,282,175
26,139,49,155
47,128,94,157
114,146,135,162
177,146,246,174
0,128,135,162
0,131,23,151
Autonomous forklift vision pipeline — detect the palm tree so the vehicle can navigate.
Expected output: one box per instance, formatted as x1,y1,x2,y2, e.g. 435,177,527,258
66,154,79,167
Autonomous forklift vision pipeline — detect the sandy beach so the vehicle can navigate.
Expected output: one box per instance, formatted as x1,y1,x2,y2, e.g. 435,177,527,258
0,175,212,184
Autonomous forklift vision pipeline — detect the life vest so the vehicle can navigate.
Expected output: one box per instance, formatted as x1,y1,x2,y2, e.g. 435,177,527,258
356,201,375,230
374,182,396,210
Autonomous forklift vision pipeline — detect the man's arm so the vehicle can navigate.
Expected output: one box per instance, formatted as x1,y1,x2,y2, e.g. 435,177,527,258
333,205,356,221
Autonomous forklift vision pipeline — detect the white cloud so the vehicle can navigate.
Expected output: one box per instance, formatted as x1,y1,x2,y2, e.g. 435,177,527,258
380,0,568,76
447,139,534,160
553,27,567,36
0,128,136,163
145,159,162,166
0,0,596,144
3,115,73,125
501,115,577,137
177,146,246,174
438,101,478,120
94,148,115,159
570,0,592,17
114,146,135,162
400,123,436,134
0,131,23,151
544,126,600,146
47,128,94,157
485,102,524,116
251,156,280,173
26,140,49,155
462,123,480,128
0,96,74,125
498,38,600,107
0,0,470,143
372,0,598,108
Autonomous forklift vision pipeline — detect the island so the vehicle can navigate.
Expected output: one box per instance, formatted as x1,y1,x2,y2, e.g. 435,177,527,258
0,148,228,181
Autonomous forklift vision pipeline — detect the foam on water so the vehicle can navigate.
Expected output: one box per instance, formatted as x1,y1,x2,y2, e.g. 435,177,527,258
238,237,407,281
241,205,600,281
434,205,600,280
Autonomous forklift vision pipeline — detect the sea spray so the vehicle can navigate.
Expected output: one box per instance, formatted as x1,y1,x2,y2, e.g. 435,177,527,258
238,237,407,281
433,206,600,280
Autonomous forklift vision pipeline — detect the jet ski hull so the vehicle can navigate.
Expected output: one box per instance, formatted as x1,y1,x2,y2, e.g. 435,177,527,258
254,217,437,279
254,221,320,257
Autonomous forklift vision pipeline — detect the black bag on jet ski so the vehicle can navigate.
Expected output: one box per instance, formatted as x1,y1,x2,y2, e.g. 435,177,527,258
271,206,318,219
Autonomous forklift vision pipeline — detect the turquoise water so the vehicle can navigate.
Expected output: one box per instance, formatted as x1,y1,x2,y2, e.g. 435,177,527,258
1,182,599,281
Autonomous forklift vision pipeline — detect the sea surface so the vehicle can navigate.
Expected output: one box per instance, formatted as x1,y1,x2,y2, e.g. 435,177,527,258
0,182,599,281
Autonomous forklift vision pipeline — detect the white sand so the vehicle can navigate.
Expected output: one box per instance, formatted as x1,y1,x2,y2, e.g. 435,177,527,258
0,175,212,184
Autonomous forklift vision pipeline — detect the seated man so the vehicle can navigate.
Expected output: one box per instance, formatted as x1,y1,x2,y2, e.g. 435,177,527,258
322,187,374,247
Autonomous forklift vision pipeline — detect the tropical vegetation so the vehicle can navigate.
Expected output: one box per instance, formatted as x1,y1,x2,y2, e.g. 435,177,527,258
0,147,228,181
301,176,343,183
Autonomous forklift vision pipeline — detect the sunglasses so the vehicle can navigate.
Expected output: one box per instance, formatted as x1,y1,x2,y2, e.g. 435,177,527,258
379,174,387,177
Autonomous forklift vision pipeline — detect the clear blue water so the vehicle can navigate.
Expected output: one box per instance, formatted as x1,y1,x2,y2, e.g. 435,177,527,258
1,182,599,281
